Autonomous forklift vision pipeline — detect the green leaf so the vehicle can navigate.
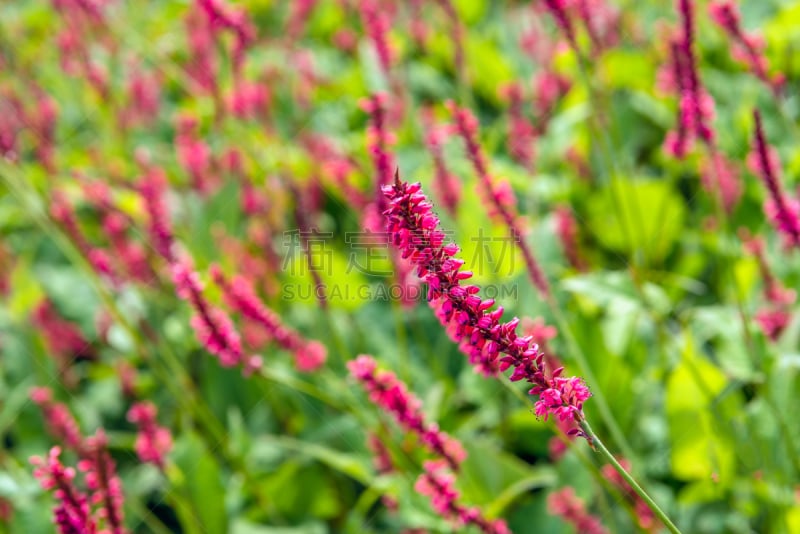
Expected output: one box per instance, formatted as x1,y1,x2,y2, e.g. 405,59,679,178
587,178,686,263
171,432,229,533
666,339,736,487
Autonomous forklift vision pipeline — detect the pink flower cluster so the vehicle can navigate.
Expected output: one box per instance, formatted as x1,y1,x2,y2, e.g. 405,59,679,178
500,82,536,171
50,190,115,281
172,258,263,374
211,266,327,372
383,178,591,427
137,160,175,262
709,1,784,94
547,487,608,534
196,0,256,75
30,387,85,453
348,355,466,468
542,0,619,54
361,93,396,232
31,447,97,534
447,101,550,297
748,110,800,249
700,152,742,215
662,0,716,158
77,432,126,534
31,433,127,534
359,0,394,79
742,233,796,340
127,402,173,469
175,115,213,194
32,300,94,370
421,108,461,218
415,460,510,534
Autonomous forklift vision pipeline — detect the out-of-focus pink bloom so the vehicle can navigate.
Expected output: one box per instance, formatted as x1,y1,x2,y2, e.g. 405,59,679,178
196,0,256,74
50,190,115,280
415,460,510,534
359,0,393,78
384,178,592,428
172,258,262,374
547,487,608,534
348,355,466,468
749,110,800,249
366,433,399,510
662,0,716,158
602,459,657,531
332,28,358,52
76,431,126,534
176,115,213,194
184,4,218,93
701,152,742,214
447,101,550,297
121,63,160,127
102,212,153,282
0,88,24,162
500,82,536,171
30,387,85,453
554,205,587,271
755,309,792,341
227,80,270,120
573,0,620,53
127,402,172,469
31,89,58,171
741,232,796,340
709,1,784,94
211,265,326,372
542,0,577,49
32,299,94,367
116,361,138,399
138,163,175,262
286,0,318,43
421,108,461,218
31,447,97,534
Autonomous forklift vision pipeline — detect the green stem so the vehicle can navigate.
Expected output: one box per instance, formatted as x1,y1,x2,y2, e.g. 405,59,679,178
579,418,682,534
547,296,636,461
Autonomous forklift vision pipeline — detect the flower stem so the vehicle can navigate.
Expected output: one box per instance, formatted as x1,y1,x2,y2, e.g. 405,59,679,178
578,418,682,534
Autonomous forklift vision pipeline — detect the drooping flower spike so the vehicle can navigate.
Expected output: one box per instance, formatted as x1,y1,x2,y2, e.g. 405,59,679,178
547,487,609,534
708,1,784,94
663,0,715,158
31,447,97,534
348,355,466,469
127,402,173,469
382,174,591,430
415,460,510,534
211,265,327,372
172,258,263,374
447,101,550,298
749,110,800,249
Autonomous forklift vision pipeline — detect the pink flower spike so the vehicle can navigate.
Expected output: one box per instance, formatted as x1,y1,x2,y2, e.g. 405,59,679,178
708,1,784,94
750,110,800,249
446,101,550,297
172,258,257,372
127,402,172,469
383,176,592,436
30,387,85,453
211,265,326,372
348,355,466,469
78,431,126,534
31,447,98,534
548,487,609,534
415,460,509,534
